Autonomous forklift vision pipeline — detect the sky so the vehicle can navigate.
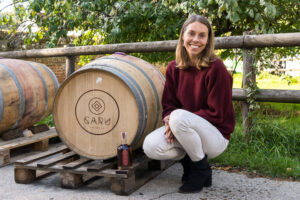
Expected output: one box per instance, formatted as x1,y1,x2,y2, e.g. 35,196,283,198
0,0,14,13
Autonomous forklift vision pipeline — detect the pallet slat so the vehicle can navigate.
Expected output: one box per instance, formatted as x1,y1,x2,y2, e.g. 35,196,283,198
0,128,57,150
63,157,91,169
15,145,68,165
87,160,117,172
37,151,77,168
50,163,128,178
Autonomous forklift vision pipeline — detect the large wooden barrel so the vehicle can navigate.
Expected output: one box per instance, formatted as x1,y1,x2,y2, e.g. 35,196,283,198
53,53,165,159
0,59,59,134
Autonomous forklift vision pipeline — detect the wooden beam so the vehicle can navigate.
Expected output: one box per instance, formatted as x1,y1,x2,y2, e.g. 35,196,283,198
244,33,300,48
0,32,299,58
65,44,76,78
215,36,243,49
65,56,76,77
232,88,300,103
0,40,177,58
241,31,256,140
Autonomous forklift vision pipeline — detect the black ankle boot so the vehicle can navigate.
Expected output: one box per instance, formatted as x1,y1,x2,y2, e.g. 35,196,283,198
178,155,212,193
179,154,191,183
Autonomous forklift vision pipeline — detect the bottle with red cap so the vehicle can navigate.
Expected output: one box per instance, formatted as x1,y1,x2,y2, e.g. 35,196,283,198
117,132,133,169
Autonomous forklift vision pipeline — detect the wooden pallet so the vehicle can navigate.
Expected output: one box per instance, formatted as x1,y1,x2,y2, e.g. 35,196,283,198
0,127,58,167
14,146,174,195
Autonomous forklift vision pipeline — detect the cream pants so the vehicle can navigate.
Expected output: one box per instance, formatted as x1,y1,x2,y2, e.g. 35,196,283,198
143,109,229,161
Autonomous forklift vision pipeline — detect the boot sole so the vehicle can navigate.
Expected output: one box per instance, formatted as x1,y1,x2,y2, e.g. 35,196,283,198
178,188,203,194
178,177,212,193
178,184,212,194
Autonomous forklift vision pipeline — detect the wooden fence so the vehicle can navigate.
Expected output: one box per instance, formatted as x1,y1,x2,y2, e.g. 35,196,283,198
0,32,300,136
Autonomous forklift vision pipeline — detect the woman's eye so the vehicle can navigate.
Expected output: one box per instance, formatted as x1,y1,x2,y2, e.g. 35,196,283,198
199,34,206,38
188,32,195,36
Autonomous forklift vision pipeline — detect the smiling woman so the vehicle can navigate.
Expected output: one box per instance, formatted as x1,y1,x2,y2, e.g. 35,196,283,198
143,14,235,194
175,15,218,70
182,22,208,61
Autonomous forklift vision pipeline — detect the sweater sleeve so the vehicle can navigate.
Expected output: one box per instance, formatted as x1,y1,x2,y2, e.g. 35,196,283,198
161,61,182,119
194,60,234,128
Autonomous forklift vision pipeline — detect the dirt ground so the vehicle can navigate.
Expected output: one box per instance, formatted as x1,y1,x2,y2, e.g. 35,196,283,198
0,157,299,200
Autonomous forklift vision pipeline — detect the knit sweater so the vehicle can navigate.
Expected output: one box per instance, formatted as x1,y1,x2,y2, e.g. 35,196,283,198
162,59,235,140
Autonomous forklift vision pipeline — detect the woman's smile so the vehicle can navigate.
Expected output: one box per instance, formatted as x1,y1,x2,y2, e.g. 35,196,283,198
182,21,208,60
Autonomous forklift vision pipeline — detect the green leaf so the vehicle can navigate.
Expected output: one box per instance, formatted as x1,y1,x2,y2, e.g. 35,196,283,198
232,12,240,23
259,0,265,6
249,0,255,5
208,0,215,5
249,9,254,18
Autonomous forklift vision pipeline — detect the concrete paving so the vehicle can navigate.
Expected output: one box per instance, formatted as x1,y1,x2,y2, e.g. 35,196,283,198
0,160,299,200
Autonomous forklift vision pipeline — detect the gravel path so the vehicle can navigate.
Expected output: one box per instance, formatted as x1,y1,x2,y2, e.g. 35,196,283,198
0,162,299,200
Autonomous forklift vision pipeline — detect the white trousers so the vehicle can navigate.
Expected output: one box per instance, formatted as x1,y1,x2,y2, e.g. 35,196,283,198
143,109,229,161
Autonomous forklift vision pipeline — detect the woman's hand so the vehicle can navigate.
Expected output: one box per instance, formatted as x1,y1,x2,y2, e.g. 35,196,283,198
163,115,176,143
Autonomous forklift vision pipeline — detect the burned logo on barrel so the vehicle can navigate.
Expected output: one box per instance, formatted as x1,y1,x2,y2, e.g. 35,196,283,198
75,90,120,135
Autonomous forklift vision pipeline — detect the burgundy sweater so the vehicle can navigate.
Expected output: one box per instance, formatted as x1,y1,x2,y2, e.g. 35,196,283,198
162,59,235,140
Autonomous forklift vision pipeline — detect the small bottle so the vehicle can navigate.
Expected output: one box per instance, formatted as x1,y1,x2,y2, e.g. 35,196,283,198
117,132,133,169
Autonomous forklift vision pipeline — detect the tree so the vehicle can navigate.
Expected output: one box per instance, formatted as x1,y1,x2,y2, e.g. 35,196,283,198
0,0,299,63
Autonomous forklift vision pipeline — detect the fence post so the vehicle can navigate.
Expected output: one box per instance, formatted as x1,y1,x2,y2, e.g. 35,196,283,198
65,44,76,78
242,32,256,141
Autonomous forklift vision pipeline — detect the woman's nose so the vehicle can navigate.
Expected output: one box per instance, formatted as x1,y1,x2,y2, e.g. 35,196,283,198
192,36,204,43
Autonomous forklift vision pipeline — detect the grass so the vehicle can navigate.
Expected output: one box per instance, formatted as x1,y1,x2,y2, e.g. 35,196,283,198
211,102,300,180
233,72,300,90
211,72,300,180
35,114,54,127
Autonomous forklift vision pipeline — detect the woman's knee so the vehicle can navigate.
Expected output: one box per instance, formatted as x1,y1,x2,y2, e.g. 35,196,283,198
143,134,155,157
169,109,191,132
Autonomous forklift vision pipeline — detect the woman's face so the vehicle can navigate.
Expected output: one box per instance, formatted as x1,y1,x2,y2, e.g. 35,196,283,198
182,21,209,60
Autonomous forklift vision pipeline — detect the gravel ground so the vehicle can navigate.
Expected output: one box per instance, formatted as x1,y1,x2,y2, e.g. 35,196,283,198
0,161,299,200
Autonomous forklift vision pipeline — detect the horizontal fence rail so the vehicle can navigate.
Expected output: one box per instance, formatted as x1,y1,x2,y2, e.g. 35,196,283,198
233,89,300,103
0,32,299,58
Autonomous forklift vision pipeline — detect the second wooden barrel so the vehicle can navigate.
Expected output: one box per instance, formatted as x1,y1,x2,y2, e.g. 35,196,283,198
53,53,165,159
0,59,59,134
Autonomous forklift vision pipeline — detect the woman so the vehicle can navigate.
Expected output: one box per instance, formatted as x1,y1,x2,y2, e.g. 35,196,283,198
143,15,235,193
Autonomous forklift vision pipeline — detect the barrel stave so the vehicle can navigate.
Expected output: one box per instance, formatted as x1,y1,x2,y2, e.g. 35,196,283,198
0,66,20,133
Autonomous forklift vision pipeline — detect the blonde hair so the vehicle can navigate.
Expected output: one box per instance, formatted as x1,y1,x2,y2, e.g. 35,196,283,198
176,15,217,69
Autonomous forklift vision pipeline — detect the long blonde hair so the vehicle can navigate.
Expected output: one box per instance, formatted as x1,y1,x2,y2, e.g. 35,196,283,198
176,15,217,69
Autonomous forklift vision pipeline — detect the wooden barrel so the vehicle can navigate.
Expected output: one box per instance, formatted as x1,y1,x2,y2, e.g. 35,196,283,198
53,53,165,159
0,59,59,134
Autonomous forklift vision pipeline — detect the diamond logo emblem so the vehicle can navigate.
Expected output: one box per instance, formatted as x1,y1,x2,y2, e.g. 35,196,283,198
88,97,105,115
92,101,102,111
